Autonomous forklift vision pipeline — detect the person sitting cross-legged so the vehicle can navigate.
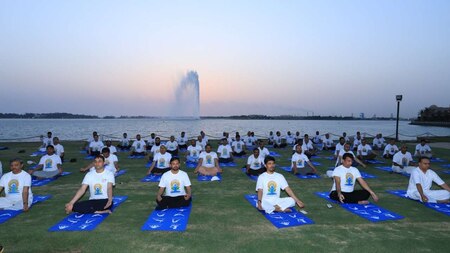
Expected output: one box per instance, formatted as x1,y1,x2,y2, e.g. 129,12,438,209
329,153,379,205
155,157,192,210
217,138,233,163
0,158,33,212
246,148,266,176
65,155,114,214
30,145,63,179
291,145,318,175
147,145,172,175
392,144,416,174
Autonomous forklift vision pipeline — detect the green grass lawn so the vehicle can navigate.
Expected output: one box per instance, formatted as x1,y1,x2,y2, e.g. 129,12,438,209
0,141,449,253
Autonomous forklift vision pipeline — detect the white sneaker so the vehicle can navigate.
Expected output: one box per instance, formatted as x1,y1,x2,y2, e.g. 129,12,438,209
210,176,220,181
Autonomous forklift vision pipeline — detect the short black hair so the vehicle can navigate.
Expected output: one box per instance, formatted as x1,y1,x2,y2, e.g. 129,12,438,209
342,153,354,160
46,145,54,149
95,155,105,161
10,158,23,165
264,155,275,165
101,147,110,153
170,157,180,163
418,156,430,163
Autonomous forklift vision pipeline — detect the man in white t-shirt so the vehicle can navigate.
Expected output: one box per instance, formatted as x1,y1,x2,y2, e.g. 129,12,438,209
256,156,305,214
383,139,399,159
352,133,362,151
104,140,117,155
156,157,192,210
80,147,119,174
372,133,385,150
357,139,377,161
200,131,209,145
53,137,65,162
335,143,366,168
322,133,335,151
166,136,179,157
291,145,318,175
89,134,104,156
223,132,234,146
232,135,246,156
273,131,286,148
312,131,323,151
149,137,162,160
334,137,346,158
31,145,63,178
0,158,33,211
130,134,146,156
217,139,234,163
65,155,115,214
147,145,172,175
194,144,222,176
177,132,188,150
186,139,202,163
392,145,416,174
118,132,131,150
285,131,295,145
243,131,255,147
246,148,265,176
301,134,316,159
342,132,350,143
415,139,432,158
267,131,275,145
406,157,450,203
329,153,379,204
146,133,156,151
40,131,54,151
257,141,270,160
196,135,207,151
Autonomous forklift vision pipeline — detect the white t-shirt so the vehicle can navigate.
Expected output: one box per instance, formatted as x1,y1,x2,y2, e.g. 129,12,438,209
151,144,161,156
373,138,384,148
273,135,282,145
42,137,53,147
247,155,264,170
302,141,314,151
89,140,104,152
383,144,399,156
312,135,322,144
323,138,334,148
291,152,309,168
120,137,130,146
82,169,115,200
187,145,202,157
38,154,62,172
415,144,432,155
393,151,413,167
0,170,33,203
199,151,218,168
352,138,361,149
217,145,232,158
132,140,146,153
177,136,188,146
105,154,119,172
331,165,361,192
232,140,245,153
256,172,289,200
159,170,191,197
106,145,117,154
258,147,270,159
285,135,295,145
196,140,207,150
165,141,178,151
357,144,372,156
147,137,156,146
243,136,253,146
54,144,65,156
153,152,172,169
407,167,444,195
335,143,345,155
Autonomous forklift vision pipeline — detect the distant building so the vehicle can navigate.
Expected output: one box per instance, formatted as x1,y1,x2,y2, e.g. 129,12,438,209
416,105,450,122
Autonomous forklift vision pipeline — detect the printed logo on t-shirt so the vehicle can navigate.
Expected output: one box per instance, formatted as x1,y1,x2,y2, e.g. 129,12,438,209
192,151,197,156
8,179,19,194
362,148,367,153
222,149,228,156
170,179,181,194
45,159,53,169
344,173,354,186
94,184,103,195
159,158,166,168
267,181,277,195
296,159,304,167
402,157,408,167
206,155,212,164
137,143,141,149
253,161,260,167
237,143,241,149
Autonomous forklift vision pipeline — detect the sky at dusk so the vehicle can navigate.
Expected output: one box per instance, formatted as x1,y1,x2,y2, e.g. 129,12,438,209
1,1,449,117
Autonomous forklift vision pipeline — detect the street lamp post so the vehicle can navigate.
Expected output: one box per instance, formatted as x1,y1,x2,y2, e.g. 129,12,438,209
395,95,403,141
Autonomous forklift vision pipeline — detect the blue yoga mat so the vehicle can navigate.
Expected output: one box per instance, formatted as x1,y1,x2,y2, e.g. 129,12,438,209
324,156,336,160
84,155,95,160
141,174,162,182
0,146,8,150
440,164,450,168
241,168,258,181
219,162,237,167
185,162,197,168
386,190,450,217
443,170,450,175
366,160,385,164
430,157,446,163
48,196,128,231
141,205,192,232
0,195,52,224
374,166,409,177
279,167,320,179
315,192,403,222
197,173,221,182
128,155,146,159
145,161,153,168
244,194,314,229
31,172,72,187
269,151,281,157
115,170,127,177
30,151,46,157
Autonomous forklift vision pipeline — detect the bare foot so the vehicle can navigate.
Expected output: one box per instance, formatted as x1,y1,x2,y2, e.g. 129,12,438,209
358,200,369,205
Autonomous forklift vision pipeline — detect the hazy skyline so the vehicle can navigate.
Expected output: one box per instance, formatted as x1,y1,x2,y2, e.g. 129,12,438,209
1,1,449,117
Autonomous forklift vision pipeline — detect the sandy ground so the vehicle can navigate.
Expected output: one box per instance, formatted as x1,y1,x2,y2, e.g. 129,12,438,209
429,142,450,149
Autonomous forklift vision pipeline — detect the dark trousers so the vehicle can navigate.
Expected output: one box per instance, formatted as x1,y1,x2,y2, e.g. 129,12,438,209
324,146,335,151
219,157,233,163
73,199,111,213
273,143,287,148
383,154,394,159
179,144,187,150
156,196,191,210
167,150,179,157
247,167,266,176
132,151,145,156
90,151,101,156
329,190,370,204
233,151,246,156
153,167,170,174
